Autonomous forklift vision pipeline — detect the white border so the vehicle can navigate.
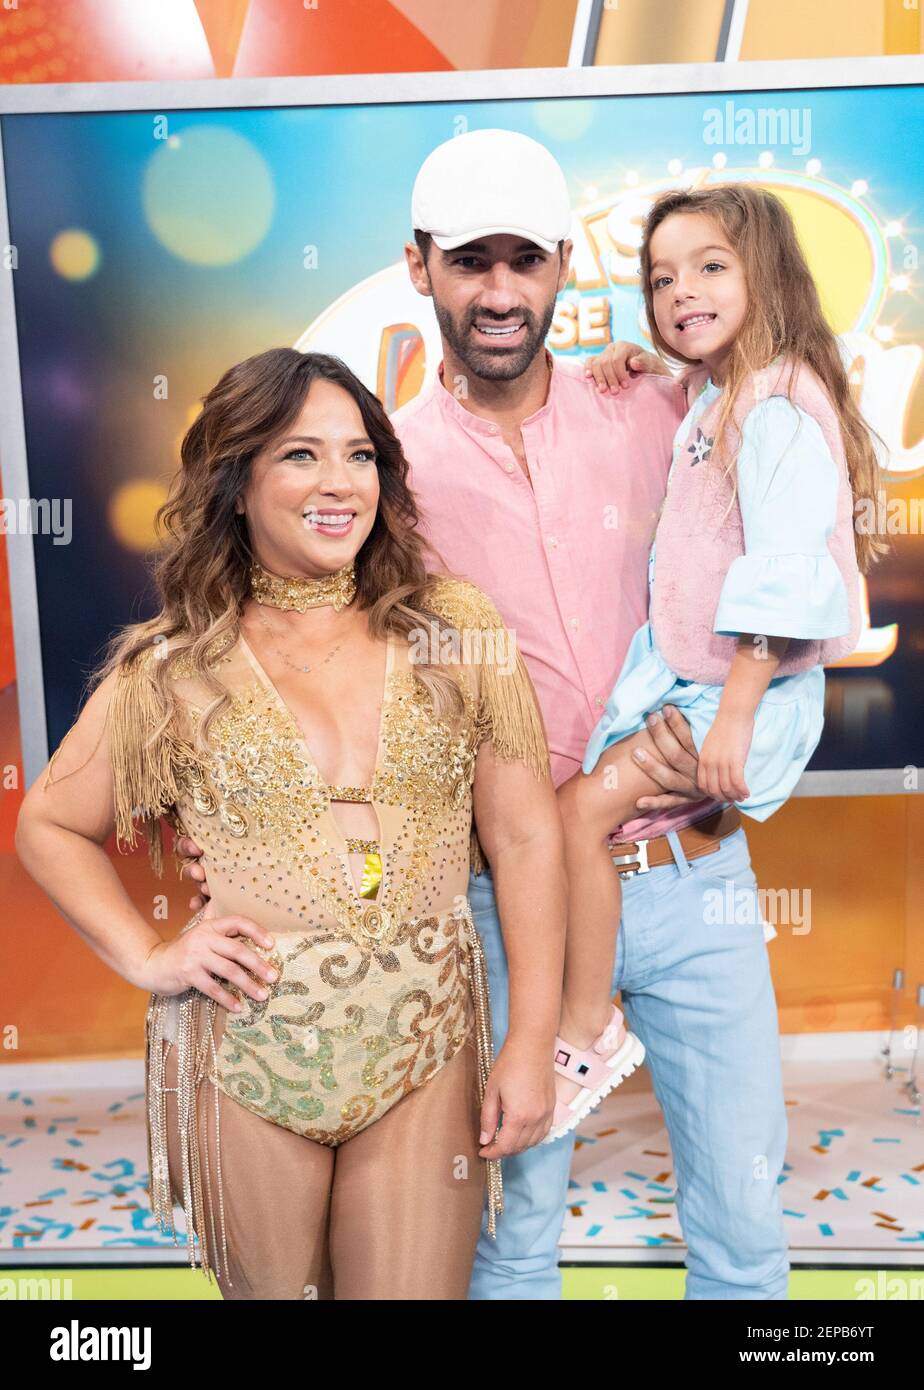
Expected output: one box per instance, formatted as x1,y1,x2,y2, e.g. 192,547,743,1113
2,57,923,794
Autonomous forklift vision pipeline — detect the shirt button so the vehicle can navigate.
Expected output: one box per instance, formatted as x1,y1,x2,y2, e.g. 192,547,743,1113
504,462,515,473
595,695,604,707
570,617,579,630
488,425,499,434
548,535,558,547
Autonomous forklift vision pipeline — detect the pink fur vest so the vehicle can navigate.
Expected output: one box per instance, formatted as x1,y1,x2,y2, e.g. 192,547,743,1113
649,357,861,684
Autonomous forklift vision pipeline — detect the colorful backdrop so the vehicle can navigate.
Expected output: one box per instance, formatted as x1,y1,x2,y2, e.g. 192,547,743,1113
1,77,922,1060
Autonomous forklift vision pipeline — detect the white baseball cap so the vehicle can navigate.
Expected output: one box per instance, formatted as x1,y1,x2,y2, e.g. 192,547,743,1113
411,128,571,254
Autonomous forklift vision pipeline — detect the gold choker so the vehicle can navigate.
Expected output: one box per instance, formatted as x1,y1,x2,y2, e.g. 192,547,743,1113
249,559,357,612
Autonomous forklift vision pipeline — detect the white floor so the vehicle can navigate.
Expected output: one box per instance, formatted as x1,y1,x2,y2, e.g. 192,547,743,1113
1,1043,921,1266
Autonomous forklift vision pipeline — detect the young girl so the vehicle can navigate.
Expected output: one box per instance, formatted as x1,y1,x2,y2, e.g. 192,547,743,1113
543,183,885,1142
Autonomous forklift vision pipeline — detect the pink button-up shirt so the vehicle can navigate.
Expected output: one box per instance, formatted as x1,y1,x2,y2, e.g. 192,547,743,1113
391,350,715,840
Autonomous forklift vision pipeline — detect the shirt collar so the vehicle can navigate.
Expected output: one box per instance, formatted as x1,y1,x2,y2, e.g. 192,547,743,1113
434,348,557,435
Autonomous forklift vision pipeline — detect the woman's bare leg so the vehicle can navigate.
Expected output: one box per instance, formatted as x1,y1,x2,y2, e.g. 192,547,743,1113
162,1016,336,1300
554,727,664,1099
328,1037,485,1300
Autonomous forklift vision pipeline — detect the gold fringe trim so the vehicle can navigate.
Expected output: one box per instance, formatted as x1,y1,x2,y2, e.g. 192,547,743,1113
144,905,231,1286
144,901,503,1286
477,641,550,784
106,653,206,877
459,900,504,1236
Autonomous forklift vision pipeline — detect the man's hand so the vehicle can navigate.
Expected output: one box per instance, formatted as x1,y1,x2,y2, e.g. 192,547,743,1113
175,834,211,912
477,1036,556,1159
630,705,713,812
585,340,671,394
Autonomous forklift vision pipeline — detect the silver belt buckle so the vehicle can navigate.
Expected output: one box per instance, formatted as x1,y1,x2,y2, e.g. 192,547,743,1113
611,836,650,880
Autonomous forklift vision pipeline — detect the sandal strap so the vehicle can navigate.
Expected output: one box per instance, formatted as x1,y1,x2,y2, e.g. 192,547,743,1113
553,1005,627,1092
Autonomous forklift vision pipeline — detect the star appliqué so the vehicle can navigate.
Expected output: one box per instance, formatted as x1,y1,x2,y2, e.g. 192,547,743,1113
687,428,714,465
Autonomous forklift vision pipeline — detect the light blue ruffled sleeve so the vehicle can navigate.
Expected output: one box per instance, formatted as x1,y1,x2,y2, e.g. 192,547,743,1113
713,395,850,640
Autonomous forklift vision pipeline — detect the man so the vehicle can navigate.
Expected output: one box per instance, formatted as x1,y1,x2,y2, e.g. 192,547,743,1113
180,128,790,1300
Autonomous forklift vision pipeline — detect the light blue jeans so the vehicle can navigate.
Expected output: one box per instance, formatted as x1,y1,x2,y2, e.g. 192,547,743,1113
467,826,790,1300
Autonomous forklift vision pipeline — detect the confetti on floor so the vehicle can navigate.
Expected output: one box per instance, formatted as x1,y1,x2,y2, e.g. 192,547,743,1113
563,1057,923,1257
3,1056,922,1264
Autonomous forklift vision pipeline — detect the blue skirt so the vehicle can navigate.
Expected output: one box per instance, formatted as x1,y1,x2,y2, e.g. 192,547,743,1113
582,622,825,822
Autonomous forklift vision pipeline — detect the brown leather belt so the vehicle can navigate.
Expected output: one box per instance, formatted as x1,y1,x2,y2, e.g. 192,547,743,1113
609,806,741,878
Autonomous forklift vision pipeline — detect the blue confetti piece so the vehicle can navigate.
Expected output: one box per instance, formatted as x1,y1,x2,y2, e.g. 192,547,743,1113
37,1189,67,1200
830,1188,848,1200
646,1182,672,1192
620,1188,638,1200
900,1174,921,1185
847,1171,861,1182
819,1129,844,1137
586,1224,603,1238
895,1109,920,1117
776,1174,789,1184
783,1210,806,1219
625,1171,648,1181
873,1137,901,1143
65,1139,83,1148
567,1179,581,1190
591,1181,608,1192
782,1162,793,1172
818,1224,834,1237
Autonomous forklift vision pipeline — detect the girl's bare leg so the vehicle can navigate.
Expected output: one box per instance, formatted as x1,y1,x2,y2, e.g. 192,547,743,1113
162,1011,336,1300
553,727,663,1105
328,1036,485,1299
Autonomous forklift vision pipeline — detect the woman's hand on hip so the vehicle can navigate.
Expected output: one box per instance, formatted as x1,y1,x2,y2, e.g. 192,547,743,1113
478,1036,555,1158
141,901,278,1011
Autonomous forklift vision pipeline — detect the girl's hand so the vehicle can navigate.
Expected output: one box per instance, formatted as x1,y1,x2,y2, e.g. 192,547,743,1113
141,900,279,1011
698,713,754,804
584,341,671,393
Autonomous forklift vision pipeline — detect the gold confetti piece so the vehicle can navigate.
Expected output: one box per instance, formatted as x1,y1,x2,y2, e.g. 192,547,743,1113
568,1206,583,1217
861,1176,882,1188
811,1145,829,1155
24,1200,53,1208
814,1189,831,1200
74,1129,101,1136
875,1222,904,1232
912,1162,924,1173
77,1219,96,1231
645,1213,673,1221
72,1198,99,1206
654,1171,672,1183
596,1128,618,1137
872,1211,897,1221
643,1150,669,1158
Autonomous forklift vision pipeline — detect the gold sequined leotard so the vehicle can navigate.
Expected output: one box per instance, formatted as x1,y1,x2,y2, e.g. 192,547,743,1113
53,575,550,1284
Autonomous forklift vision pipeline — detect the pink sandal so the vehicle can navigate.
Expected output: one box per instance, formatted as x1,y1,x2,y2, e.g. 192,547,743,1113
541,1004,645,1144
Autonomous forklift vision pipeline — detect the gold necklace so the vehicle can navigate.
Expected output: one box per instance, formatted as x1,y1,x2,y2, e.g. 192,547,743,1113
253,605,346,675
249,558,357,612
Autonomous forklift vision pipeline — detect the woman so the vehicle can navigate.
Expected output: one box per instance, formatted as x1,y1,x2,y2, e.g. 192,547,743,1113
15,348,567,1300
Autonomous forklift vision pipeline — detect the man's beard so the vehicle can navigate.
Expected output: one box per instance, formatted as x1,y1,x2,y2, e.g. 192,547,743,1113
431,296,557,382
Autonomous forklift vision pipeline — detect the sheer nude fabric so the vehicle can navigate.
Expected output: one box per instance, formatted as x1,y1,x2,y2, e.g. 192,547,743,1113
130,577,550,1293
162,1004,485,1300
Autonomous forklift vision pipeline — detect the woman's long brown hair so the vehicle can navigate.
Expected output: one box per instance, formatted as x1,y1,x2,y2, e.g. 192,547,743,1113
639,184,887,570
76,348,469,764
